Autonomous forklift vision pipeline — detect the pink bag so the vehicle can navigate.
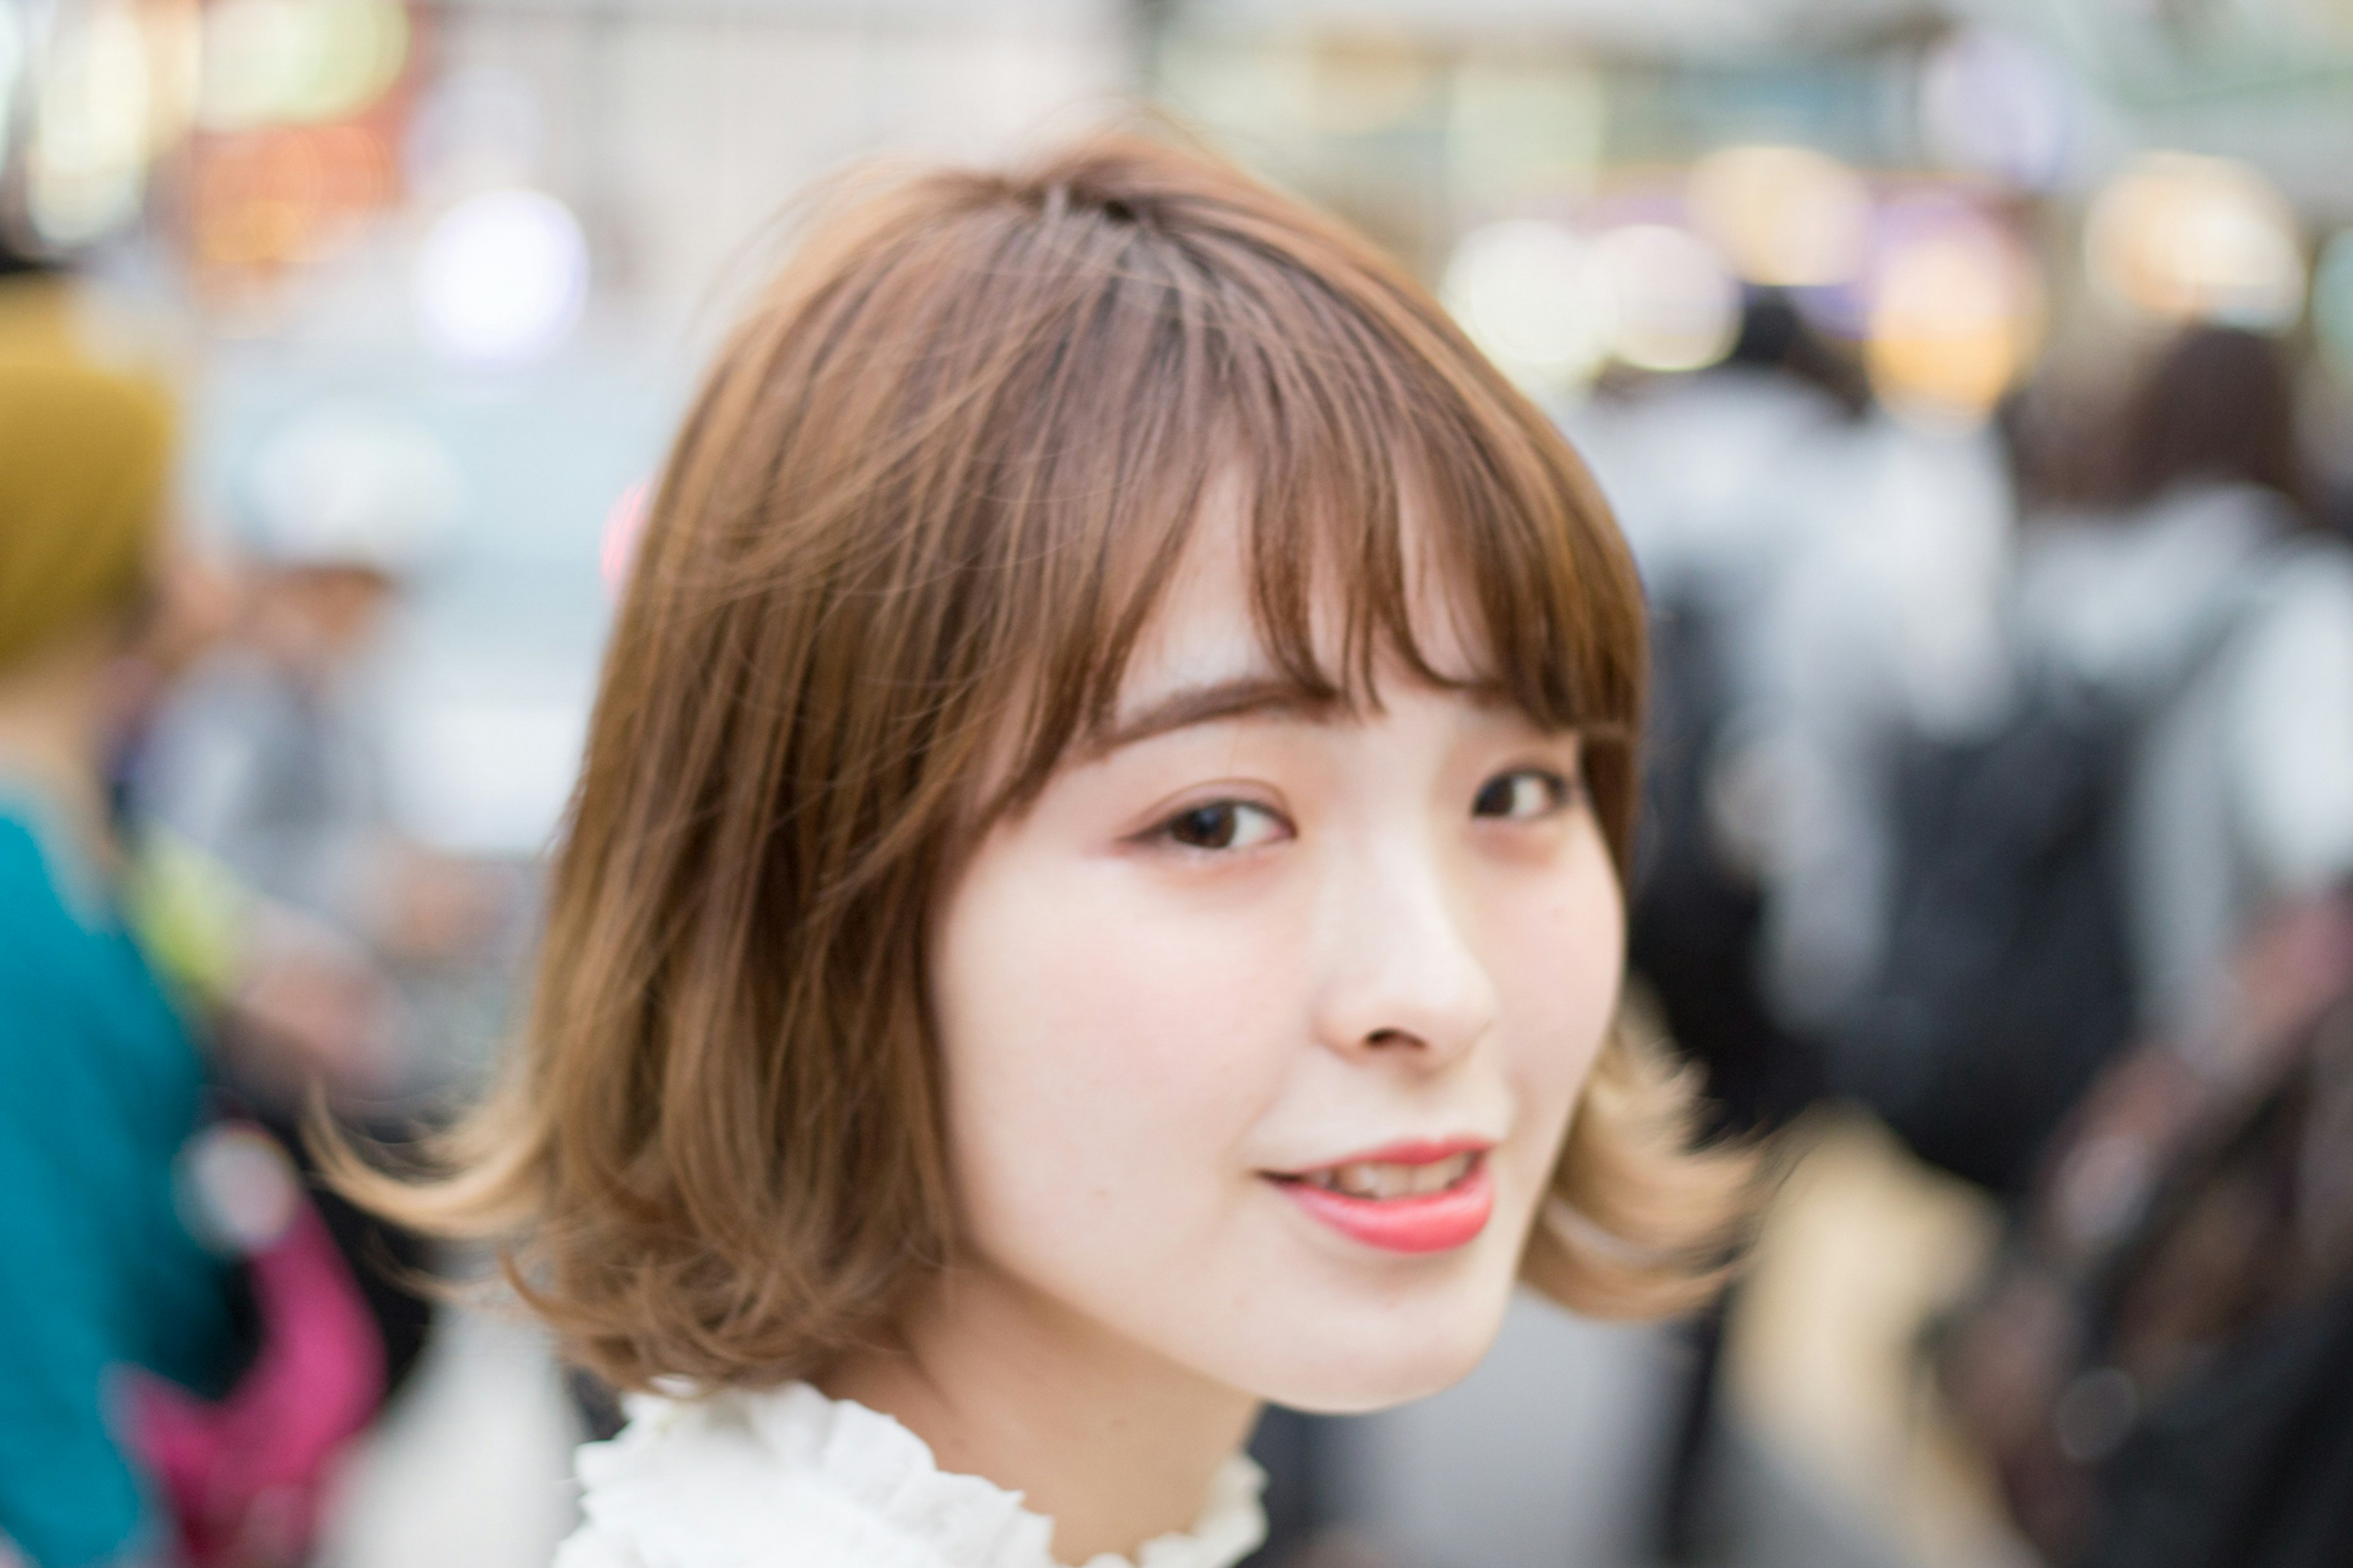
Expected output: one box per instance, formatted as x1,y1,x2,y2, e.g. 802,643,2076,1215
123,1126,386,1568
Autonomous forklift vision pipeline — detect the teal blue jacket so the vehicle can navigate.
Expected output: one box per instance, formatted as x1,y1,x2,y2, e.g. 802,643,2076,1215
0,790,238,1567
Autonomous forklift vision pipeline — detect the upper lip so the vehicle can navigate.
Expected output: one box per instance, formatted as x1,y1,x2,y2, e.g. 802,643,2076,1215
1268,1136,1495,1178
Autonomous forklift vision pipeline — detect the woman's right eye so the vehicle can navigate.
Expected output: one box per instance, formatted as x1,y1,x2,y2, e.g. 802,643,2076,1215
1154,800,1285,852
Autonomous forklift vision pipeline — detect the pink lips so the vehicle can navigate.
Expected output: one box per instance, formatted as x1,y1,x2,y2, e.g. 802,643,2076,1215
1268,1139,1497,1255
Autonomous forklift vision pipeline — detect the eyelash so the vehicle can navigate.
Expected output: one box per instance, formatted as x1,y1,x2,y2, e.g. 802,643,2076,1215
1146,768,1580,854
1153,800,1284,853
1472,767,1579,821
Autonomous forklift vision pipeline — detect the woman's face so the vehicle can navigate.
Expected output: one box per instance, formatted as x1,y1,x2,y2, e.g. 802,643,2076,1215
928,505,1625,1414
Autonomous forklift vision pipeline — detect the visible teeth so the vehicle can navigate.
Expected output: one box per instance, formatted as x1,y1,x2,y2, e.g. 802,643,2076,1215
1303,1152,1475,1199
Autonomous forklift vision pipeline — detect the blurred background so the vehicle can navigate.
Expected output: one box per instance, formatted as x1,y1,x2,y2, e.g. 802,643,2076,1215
2,1,2352,1566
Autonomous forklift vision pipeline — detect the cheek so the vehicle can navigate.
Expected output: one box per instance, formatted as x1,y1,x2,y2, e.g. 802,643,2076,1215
1491,840,1627,1178
929,850,1297,1265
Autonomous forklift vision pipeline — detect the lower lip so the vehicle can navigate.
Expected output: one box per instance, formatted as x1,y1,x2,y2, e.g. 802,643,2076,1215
1271,1162,1496,1254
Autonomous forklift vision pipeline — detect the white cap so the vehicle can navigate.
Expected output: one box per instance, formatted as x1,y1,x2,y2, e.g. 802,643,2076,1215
242,403,464,574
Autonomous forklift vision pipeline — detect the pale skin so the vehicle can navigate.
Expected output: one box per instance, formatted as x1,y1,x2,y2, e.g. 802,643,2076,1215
823,494,1627,1564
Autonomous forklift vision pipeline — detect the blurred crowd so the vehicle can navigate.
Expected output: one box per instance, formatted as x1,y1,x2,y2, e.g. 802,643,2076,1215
1588,301,2353,1568
0,263,532,1567
4,1,2353,1567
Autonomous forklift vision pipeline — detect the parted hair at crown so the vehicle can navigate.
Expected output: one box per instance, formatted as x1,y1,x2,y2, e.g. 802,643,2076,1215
327,131,1760,1394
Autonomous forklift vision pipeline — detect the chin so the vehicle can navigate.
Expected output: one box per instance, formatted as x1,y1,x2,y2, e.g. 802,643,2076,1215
1241,1262,1520,1415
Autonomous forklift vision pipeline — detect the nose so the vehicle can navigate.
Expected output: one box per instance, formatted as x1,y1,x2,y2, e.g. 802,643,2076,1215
1308,831,1498,1068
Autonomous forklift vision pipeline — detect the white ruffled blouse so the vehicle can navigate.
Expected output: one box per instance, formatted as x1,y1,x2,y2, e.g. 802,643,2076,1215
553,1382,1269,1568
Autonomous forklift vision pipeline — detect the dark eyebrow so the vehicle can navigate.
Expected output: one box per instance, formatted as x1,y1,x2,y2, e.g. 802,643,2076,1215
1084,676,1341,759
1083,670,1542,762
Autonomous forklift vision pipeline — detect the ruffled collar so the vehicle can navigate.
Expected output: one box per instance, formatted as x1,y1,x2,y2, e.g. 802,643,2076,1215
574,1381,1267,1568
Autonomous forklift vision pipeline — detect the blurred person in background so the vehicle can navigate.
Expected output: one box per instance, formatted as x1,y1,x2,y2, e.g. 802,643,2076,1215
2014,325,2353,1048
1930,328,2353,1568
1578,290,1871,1148
132,408,509,1050
1844,324,2353,1193
1577,295,1863,1561
0,268,385,1567
1581,288,2018,1135
1582,291,2020,1559
124,409,504,1442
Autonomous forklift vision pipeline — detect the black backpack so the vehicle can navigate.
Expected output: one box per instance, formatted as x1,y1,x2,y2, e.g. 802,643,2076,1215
1832,596,2253,1199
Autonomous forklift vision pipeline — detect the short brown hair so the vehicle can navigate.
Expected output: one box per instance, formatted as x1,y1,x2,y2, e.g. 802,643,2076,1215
341,134,1756,1393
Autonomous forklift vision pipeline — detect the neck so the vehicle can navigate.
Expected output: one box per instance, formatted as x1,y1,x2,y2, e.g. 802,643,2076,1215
0,628,122,865
821,1265,1260,1566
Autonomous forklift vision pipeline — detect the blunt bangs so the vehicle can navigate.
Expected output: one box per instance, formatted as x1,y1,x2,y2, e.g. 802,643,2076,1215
782,146,1646,863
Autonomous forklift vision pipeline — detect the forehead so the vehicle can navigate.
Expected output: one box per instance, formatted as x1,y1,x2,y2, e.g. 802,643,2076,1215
1111,466,1494,716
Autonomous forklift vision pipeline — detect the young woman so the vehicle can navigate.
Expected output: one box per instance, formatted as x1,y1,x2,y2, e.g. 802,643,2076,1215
349,135,1754,1567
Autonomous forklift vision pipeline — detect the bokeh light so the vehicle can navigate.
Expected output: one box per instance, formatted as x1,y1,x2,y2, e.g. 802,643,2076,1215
0,7,26,183
1442,218,1613,394
1591,223,1740,373
192,123,399,273
199,0,410,132
1866,202,2044,428
1686,144,1871,289
1918,27,2074,191
153,6,205,151
2084,151,2306,332
26,0,153,248
412,187,590,365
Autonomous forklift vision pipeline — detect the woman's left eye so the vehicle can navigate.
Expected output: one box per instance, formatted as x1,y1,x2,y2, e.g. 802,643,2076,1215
1151,799,1287,852
1472,769,1574,821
